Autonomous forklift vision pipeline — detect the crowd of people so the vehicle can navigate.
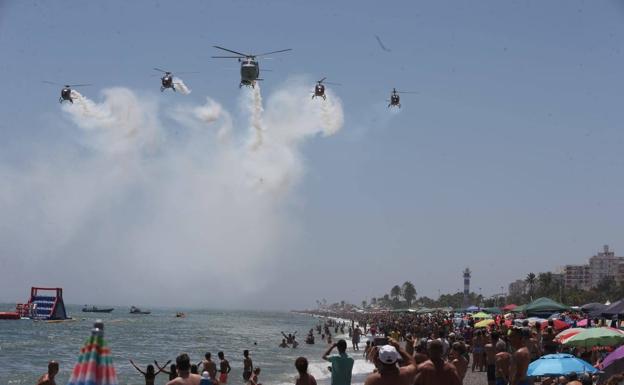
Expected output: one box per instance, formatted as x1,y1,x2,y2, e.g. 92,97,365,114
36,311,624,385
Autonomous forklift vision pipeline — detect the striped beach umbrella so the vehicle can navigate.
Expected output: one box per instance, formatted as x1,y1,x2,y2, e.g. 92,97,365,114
67,320,118,385
562,327,624,348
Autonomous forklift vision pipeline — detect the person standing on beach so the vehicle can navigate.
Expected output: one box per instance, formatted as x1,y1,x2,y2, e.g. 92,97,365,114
166,354,201,385
414,340,461,385
243,350,253,381
509,328,530,385
322,339,354,385
218,351,231,384
449,342,468,383
485,331,500,385
201,353,217,380
495,340,511,385
363,340,418,385
352,325,362,351
36,361,59,385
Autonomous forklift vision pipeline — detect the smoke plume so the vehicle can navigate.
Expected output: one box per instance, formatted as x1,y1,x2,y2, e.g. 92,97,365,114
173,78,191,95
0,78,343,307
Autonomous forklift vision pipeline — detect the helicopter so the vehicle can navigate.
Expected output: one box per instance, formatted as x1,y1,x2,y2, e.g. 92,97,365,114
387,88,417,108
212,46,292,88
42,81,91,103
153,68,196,92
312,78,340,100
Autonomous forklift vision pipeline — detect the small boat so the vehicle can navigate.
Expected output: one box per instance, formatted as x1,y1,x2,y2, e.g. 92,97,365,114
130,306,151,315
176,312,186,318
82,305,114,313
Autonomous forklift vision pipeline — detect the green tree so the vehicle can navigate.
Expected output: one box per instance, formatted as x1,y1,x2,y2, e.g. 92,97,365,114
525,273,536,301
390,285,402,301
402,281,417,307
361,300,367,309
537,272,553,297
371,297,377,306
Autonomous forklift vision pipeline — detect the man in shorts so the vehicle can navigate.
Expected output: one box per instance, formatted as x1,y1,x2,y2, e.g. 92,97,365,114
218,351,231,384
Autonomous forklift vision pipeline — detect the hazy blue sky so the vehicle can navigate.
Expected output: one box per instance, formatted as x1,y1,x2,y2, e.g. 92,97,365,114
1,0,623,309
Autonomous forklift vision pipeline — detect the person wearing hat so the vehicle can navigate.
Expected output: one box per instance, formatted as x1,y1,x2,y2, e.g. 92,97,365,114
363,339,417,385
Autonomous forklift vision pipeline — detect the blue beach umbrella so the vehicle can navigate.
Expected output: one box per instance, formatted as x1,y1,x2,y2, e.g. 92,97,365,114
528,354,597,377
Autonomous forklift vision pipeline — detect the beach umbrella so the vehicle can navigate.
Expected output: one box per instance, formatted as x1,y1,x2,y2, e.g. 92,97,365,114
577,319,589,327
563,327,624,348
541,319,570,331
475,319,495,328
467,305,480,312
67,320,118,385
598,357,624,385
472,312,492,319
527,354,597,377
503,304,518,311
555,327,585,342
602,345,624,369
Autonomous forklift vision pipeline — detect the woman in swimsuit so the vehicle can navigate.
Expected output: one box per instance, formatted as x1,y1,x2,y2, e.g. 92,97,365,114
130,359,169,385
154,361,177,381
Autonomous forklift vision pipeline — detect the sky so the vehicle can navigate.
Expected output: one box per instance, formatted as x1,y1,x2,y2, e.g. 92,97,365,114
1,0,623,309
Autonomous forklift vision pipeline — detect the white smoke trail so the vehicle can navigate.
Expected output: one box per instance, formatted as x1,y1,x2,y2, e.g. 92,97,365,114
173,77,191,95
320,91,344,136
247,84,264,150
63,88,160,153
0,78,344,307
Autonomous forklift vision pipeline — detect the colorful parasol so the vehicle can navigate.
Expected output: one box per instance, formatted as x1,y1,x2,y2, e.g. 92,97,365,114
555,327,585,343
562,327,624,348
67,320,118,385
527,354,597,377
541,319,569,331
475,319,495,328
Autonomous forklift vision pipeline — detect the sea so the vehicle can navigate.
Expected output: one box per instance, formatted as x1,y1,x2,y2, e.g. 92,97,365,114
0,305,374,385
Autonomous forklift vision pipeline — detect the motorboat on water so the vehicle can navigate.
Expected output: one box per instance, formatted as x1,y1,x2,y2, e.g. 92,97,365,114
176,312,186,318
82,305,114,313
130,306,151,315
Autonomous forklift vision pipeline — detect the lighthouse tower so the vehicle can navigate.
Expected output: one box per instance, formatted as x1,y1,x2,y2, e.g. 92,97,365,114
463,268,471,308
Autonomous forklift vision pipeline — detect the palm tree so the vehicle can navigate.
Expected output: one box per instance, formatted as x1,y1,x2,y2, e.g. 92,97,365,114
525,273,536,301
402,281,417,307
390,285,402,301
537,272,553,297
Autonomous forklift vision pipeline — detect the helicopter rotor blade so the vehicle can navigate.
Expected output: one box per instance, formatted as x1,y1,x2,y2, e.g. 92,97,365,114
213,46,249,57
153,68,169,73
396,90,418,94
42,80,61,86
211,56,244,59
324,81,341,86
255,48,292,57
175,71,199,75
69,84,92,87
318,77,327,83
